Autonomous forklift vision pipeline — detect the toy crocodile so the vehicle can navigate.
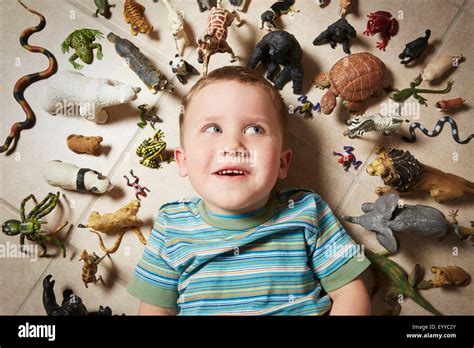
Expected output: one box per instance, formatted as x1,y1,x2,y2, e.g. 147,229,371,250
366,249,442,316
390,74,453,106
61,29,104,70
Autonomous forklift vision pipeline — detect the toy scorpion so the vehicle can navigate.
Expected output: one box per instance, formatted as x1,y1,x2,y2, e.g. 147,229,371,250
294,95,320,118
124,170,150,201
333,146,362,171
344,113,409,138
136,129,174,169
390,74,454,106
1,1,58,154
2,192,68,257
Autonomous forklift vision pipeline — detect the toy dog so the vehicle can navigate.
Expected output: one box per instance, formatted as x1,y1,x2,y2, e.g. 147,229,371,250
260,0,299,31
41,160,113,194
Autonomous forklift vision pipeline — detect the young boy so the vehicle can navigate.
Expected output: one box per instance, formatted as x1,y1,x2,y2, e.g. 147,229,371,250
127,66,371,315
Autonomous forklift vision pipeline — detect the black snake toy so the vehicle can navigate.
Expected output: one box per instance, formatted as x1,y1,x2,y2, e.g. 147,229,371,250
0,0,58,154
402,116,474,145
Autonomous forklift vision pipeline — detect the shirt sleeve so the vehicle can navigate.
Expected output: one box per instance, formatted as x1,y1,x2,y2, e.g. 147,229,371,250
127,211,180,308
306,194,370,293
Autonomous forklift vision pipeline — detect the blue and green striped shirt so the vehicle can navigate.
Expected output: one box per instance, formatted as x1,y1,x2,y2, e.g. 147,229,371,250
127,188,370,315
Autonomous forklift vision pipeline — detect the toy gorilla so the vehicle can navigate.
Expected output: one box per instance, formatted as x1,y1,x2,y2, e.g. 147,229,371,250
312,18,356,54
247,30,303,94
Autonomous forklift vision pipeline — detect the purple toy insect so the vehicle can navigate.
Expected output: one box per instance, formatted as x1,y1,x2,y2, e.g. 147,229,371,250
333,146,362,171
123,170,150,201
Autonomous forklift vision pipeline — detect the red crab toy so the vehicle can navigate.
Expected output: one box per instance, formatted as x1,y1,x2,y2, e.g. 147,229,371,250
363,11,398,51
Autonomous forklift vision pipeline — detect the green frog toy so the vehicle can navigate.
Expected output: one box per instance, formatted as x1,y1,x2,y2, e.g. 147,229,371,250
93,0,115,18
61,29,104,70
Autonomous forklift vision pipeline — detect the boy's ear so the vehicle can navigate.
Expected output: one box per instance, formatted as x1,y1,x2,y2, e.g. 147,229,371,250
278,147,292,180
174,147,188,177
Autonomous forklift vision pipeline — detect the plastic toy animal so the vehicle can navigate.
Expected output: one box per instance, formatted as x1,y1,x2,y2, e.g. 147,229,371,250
61,29,104,70
422,54,463,82
136,103,162,129
402,116,474,145
0,1,58,155
67,134,103,155
42,160,113,194
93,0,115,18
314,52,386,115
108,32,174,93
78,200,147,254
43,275,113,315
342,193,466,254
339,0,351,16
42,71,141,124
344,113,409,138
162,0,190,56
197,0,242,75
365,250,441,316
197,0,212,12
333,146,362,171
79,250,107,288
248,30,303,94
367,146,474,204
363,11,398,51
169,54,199,85
2,192,67,257
259,0,299,31
136,129,174,168
390,74,453,106
123,0,152,36
312,18,356,54
447,209,474,241
294,95,320,118
435,98,465,111
418,265,470,289
229,0,247,12
399,30,431,65
124,170,150,201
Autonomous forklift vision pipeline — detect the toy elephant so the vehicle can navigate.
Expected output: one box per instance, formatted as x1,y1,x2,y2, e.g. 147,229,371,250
41,71,140,124
41,160,113,194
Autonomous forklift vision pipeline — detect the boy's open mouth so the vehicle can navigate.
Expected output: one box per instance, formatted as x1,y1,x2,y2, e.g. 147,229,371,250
213,167,249,177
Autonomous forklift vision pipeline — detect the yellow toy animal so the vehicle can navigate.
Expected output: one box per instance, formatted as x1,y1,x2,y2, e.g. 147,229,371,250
66,134,103,155
124,0,153,36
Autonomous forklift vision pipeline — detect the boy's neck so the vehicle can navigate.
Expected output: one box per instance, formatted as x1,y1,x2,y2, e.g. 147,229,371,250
203,192,272,217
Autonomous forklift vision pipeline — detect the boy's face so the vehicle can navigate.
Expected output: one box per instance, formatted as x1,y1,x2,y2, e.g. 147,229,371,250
175,81,292,215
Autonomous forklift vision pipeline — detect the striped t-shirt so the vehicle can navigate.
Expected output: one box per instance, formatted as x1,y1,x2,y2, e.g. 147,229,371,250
127,188,370,315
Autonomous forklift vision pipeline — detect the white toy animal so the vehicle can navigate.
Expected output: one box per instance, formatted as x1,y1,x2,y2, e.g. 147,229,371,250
41,70,141,123
41,160,113,194
422,54,463,82
162,0,190,56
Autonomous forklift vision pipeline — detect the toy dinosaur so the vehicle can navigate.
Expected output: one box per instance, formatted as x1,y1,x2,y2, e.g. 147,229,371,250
333,146,362,171
342,193,468,254
365,249,442,315
124,170,150,201
1,1,58,154
123,0,152,36
61,29,104,70
390,74,453,106
77,200,147,254
93,0,115,18
367,146,474,204
197,0,242,75
2,192,67,258
79,249,107,288
344,113,409,138
363,11,398,51
399,30,431,65
43,275,114,315
402,116,474,145
312,18,356,54
418,265,470,289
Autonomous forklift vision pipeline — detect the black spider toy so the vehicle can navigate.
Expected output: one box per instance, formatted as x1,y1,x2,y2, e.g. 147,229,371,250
248,30,303,94
313,18,356,54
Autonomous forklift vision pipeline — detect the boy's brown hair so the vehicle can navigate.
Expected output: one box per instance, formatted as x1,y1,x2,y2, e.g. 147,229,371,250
179,66,288,146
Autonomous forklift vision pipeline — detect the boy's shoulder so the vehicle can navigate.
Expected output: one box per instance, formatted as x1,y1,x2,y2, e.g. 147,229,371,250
276,187,323,204
158,196,200,214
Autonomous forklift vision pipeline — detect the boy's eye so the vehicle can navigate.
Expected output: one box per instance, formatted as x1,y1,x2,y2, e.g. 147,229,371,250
245,125,264,134
204,125,222,133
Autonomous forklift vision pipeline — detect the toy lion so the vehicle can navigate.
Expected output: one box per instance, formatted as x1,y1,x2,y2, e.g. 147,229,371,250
367,146,474,203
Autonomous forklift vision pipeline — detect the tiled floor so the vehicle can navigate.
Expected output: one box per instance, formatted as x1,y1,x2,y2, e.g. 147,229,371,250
0,0,473,315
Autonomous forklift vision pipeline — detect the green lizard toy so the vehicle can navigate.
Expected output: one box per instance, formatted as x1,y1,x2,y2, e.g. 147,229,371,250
366,249,442,316
390,74,453,106
93,0,115,18
61,29,104,70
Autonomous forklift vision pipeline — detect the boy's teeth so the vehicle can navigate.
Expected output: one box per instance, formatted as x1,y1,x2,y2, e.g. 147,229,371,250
218,170,245,175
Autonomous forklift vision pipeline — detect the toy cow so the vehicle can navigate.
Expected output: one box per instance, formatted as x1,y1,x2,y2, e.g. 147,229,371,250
41,71,140,124
41,160,113,194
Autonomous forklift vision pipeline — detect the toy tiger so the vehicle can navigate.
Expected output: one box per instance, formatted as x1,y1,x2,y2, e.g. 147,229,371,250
124,0,152,36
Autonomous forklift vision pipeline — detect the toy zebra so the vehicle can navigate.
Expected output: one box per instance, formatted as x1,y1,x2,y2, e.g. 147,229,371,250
344,113,409,138
402,116,474,145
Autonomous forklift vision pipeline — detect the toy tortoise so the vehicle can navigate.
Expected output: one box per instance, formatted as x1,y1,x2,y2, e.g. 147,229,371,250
314,52,386,115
